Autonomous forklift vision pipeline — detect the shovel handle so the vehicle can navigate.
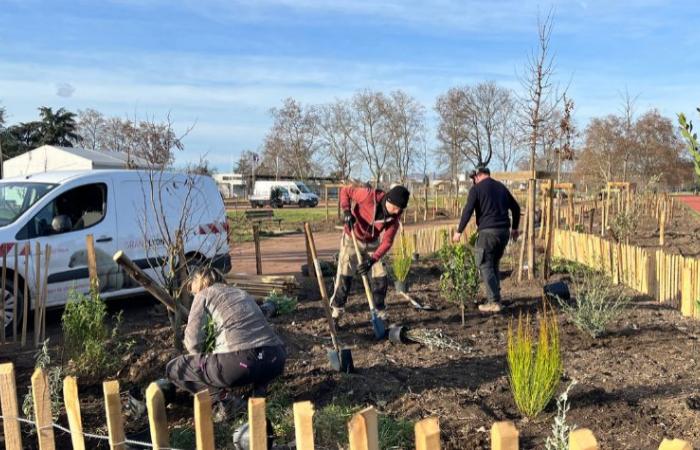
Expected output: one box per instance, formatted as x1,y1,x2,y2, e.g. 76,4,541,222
304,223,341,352
349,229,378,311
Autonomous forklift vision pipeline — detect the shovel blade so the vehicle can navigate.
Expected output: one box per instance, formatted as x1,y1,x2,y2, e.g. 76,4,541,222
371,312,387,340
327,348,354,373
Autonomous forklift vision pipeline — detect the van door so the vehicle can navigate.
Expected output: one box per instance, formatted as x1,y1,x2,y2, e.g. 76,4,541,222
15,181,118,306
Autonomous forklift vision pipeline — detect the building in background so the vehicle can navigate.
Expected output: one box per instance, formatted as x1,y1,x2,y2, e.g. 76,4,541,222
2,145,149,178
213,173,247,198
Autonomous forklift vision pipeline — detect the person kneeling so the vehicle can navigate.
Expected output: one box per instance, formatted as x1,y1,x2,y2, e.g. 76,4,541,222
165,267,287,417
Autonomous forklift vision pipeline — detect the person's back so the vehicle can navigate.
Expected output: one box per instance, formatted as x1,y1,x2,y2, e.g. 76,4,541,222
186,284,282,354
470,177,518,230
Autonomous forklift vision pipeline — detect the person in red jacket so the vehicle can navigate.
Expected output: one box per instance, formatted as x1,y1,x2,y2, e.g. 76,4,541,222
330,184,410,320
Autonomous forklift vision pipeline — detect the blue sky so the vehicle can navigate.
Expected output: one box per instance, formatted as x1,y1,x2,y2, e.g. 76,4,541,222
1,0,699,172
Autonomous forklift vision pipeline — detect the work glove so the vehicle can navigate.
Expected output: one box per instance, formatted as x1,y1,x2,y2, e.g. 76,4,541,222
357,257,376,276
343,210,356,227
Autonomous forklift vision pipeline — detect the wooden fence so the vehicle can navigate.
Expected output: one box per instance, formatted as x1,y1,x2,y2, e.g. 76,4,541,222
0,363,694,450
552,229,700,316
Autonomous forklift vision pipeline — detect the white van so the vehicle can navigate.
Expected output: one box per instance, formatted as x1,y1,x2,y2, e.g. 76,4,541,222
0,170,231,331
250,181,319,207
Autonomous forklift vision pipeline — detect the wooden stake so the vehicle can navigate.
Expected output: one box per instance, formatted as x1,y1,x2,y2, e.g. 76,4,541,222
34,242,41,347
103,380,126,450
569,429,598,450
415,417,440,450
32,367,56,450
194,390,215,450
85,235,99,290
249,397,267,450
1,246,6,343
348,406,379,450
146,383,170,450
63,376,86,450
12,244,18,342
0,363,23,450
21,243,29,347
253,224,263,275
293,401,315,450
491,421,519,450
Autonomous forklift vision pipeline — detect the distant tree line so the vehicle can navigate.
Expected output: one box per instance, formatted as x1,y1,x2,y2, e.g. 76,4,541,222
0,107,188,169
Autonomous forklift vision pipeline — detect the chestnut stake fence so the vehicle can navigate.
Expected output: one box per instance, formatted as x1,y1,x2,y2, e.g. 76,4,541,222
0,363,695,449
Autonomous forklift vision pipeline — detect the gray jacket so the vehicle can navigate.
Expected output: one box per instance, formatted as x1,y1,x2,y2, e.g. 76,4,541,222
184,284,283,354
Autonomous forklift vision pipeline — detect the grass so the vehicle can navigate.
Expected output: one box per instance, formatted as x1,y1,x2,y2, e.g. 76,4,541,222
227,208,332,242
507,305,562,418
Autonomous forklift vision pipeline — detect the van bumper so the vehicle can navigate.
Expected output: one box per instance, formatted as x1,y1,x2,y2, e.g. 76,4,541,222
212,253,232,274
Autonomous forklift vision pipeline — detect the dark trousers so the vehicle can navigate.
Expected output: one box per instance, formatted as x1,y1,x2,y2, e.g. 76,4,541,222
474,228,510,303
165,345,286,398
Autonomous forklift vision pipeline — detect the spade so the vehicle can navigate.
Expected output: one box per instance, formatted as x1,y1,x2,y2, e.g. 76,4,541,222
349,229,387,340
304,223,354,373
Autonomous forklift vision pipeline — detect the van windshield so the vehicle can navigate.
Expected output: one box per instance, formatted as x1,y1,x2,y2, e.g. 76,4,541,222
0,182,57,226
295,182,311,193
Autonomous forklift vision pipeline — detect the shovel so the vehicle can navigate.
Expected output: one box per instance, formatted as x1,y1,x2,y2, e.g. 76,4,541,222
304,223,354,373
349,229,387,339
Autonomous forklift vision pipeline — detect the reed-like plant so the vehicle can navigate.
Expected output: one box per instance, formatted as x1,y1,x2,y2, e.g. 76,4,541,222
507,305,562,418
391,233,414,283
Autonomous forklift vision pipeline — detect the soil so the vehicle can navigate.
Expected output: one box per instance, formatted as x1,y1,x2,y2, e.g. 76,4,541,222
3,213,700,449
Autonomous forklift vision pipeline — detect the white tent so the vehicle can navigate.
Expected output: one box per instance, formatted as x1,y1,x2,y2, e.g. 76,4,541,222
2,145,150,178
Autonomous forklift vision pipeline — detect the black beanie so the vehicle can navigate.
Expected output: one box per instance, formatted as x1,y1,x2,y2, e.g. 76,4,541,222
386,185,410,209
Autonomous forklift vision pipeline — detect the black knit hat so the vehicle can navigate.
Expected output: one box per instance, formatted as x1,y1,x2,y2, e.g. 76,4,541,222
386,185,410,209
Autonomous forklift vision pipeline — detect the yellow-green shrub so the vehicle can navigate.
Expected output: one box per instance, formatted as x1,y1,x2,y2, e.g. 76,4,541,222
391,233,414,283
507,306,562,418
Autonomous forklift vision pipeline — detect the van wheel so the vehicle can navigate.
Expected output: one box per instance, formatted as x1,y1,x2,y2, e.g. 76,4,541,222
2,280,23,335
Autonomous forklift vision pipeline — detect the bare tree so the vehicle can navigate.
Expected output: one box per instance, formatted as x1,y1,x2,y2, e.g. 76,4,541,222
263,98,319,180
618,88,640,181
75,109,106,150
435,87,467,192
493,89,524,171
316,100,358,181
136,161,229,349
348,90,391,185
384,90,425,184
520,11,561,279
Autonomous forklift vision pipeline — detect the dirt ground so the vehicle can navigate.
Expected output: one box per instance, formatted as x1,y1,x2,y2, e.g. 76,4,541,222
4,211,700,449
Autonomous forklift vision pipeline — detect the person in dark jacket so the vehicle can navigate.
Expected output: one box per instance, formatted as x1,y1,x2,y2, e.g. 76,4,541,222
165,267,287,406
329,184,410,321
452,166,521,313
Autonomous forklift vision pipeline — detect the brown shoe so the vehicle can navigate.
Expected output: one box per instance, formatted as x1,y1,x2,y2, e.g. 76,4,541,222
478,302,502,313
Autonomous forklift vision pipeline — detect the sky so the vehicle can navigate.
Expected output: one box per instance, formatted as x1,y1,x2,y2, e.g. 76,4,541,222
1,0,699,172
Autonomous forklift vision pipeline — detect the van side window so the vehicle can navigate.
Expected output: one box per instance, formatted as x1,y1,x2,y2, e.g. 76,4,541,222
16,183,107,239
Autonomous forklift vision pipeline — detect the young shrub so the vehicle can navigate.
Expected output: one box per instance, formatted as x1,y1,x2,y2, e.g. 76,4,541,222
608,209,639,243
264,289,298,316
545,381,577,450
202,312,221,354
439,242,480,325
62,289,129,379
391,233,414,289
22,340,64,424
559,271,630,338
507,306,562,418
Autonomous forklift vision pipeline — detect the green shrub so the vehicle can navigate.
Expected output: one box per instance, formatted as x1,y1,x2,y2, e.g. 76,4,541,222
550,258,591,276
608,210,639,243
391,233,414,283
559,272,630,338
61,289,129,379
439,243,480,325
202,312,221,354
507,307,562,418
264,290,298,316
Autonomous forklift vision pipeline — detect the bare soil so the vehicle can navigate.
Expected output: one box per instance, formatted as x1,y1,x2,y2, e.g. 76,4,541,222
4,212,700,449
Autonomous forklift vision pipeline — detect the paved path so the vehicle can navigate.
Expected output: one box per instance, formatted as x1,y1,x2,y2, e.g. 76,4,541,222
678,195,700,214
230,219,455,275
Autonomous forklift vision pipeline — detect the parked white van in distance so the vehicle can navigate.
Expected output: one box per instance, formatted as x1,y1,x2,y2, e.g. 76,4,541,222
249,181,319,208
0,170,231,332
